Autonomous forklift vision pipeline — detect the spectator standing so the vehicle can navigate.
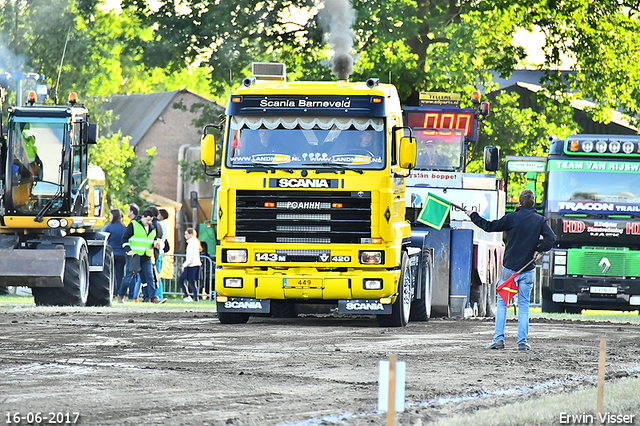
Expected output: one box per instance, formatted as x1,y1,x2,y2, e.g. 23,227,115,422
102,209,127,297
147,206,164,301
178,228,202,301
118,209,165,304
155,209,170,299
117,203,141,302
465,189,556,351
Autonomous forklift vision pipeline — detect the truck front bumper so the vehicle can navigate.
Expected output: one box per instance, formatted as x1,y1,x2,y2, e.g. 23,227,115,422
215,267,401,302
548,276,640,309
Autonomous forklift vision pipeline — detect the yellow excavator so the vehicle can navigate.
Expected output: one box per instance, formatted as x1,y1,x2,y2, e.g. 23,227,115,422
0,89,114,306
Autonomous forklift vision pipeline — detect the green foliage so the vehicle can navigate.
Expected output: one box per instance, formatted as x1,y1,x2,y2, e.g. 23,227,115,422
89,132,156,211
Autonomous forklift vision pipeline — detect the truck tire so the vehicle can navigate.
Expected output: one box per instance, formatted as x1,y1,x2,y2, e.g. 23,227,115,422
271,300,297,318
217,311,250,324
378,252,411,327
86,245,114,307
541,287,562,313
33,245,90,306
410,254,432,321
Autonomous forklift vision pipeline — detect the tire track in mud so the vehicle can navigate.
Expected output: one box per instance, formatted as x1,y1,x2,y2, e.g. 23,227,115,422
1,308,639,425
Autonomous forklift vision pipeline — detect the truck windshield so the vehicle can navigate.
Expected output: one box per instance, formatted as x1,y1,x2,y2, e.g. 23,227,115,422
413,129,464,170
226,115,385,170
547,159,640,214
9,121,65,214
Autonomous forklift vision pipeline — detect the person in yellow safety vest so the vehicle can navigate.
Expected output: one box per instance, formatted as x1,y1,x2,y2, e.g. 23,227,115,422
117,209,166,304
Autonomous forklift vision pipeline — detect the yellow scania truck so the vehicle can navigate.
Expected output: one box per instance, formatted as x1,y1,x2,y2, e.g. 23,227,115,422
201,63,420,325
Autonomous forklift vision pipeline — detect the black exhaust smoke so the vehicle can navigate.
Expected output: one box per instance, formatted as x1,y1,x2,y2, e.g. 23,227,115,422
319,0,355,81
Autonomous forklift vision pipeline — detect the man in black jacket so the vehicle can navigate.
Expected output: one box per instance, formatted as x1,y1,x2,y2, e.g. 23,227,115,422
466,189,556,350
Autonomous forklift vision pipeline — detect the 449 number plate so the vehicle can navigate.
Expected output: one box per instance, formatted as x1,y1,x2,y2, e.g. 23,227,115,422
284,278,322,288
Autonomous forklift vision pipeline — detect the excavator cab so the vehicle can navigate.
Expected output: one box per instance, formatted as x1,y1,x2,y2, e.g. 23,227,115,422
0,93,112,306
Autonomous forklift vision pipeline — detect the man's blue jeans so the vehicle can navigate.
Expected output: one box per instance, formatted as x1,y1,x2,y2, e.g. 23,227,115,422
493,266,534,345
117,256,156,300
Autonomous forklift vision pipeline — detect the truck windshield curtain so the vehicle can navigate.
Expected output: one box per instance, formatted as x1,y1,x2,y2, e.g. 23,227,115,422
547,160,640,214
10,121,65,214
226,115,385,170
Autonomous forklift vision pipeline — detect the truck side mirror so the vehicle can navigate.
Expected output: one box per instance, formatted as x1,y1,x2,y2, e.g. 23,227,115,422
87,124,99,144
483,145,499,172
399,136,416,169
201,134,216,166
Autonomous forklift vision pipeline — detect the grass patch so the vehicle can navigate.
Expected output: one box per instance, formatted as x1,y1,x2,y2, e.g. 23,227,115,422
435,376,640,426
0,294,218,313
524,306,640,324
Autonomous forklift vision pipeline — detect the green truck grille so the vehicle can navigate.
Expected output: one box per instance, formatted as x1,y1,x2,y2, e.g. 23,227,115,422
566,247,640,276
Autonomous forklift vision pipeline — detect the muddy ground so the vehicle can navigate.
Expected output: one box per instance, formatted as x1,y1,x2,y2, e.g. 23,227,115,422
1,304,640,426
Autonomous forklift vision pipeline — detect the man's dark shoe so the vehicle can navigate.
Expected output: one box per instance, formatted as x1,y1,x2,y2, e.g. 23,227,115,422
150,297,167,304
486,340,505,349
518,343,531,351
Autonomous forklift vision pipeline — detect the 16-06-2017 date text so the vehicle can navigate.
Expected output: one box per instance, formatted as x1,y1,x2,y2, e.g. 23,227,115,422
5,412,80,425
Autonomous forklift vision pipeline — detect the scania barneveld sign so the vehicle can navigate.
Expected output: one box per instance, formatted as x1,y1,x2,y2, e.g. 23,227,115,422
226,95,386,117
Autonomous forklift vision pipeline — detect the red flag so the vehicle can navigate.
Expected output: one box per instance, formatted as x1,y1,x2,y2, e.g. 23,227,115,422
497,273,519,306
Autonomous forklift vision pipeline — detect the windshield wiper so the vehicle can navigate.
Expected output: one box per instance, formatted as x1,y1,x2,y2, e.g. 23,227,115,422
243,164,294,174
34,185,64,223
302,162,364,174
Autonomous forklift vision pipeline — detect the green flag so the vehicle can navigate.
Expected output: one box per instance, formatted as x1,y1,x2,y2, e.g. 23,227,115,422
417,193,451,230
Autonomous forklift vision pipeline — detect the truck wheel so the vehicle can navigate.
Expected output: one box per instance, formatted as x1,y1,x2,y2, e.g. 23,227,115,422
271,300,297,318
378,252,411,327
541,288,562,313
33,245,90,306
217,311,250,324
410,253,432,321
86,245,114,307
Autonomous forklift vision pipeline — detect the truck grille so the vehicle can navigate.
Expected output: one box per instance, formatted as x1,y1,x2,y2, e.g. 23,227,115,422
236,190,371,244
567,247,640,276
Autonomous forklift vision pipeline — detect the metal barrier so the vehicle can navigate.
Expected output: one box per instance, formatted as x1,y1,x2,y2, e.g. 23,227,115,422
158,254,215,300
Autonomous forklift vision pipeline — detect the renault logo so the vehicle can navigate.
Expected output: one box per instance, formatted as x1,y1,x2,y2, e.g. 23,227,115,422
599,257,611,273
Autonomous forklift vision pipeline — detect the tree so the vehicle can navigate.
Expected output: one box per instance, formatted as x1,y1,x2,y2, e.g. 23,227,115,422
123,0,640,172
89,132,156,212
0,0,199,213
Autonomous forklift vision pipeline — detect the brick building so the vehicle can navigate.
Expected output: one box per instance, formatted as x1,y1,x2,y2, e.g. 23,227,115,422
102,89,225,251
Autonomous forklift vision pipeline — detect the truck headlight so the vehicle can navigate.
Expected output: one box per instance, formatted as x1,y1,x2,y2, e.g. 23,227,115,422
363,279,383,290
360,251,383,265
224,278,243,288
554,265,566,275
225,249,248,263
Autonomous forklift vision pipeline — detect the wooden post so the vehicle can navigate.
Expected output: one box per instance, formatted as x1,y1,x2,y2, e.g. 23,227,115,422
597,337,606,415
387,355,397,426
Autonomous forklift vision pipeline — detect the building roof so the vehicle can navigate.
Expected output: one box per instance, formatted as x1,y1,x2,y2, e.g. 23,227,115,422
489,69,576,92
496,82,637,134
102,89,214,147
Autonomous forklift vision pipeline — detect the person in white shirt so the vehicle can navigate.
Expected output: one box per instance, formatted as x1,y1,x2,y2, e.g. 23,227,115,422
178,228,202,301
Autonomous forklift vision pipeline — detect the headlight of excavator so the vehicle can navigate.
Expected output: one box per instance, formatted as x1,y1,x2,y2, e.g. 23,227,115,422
47,219,60,228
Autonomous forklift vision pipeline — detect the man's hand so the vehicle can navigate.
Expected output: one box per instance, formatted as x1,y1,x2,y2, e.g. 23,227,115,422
127,250,135,257
533,251,542,261
464,210,473,217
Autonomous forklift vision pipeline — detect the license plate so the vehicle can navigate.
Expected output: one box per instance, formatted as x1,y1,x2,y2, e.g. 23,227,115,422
590,286,617,294
284,278,322,288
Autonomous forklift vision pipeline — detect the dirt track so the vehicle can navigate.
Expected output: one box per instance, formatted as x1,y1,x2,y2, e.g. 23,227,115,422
1,305,640,426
